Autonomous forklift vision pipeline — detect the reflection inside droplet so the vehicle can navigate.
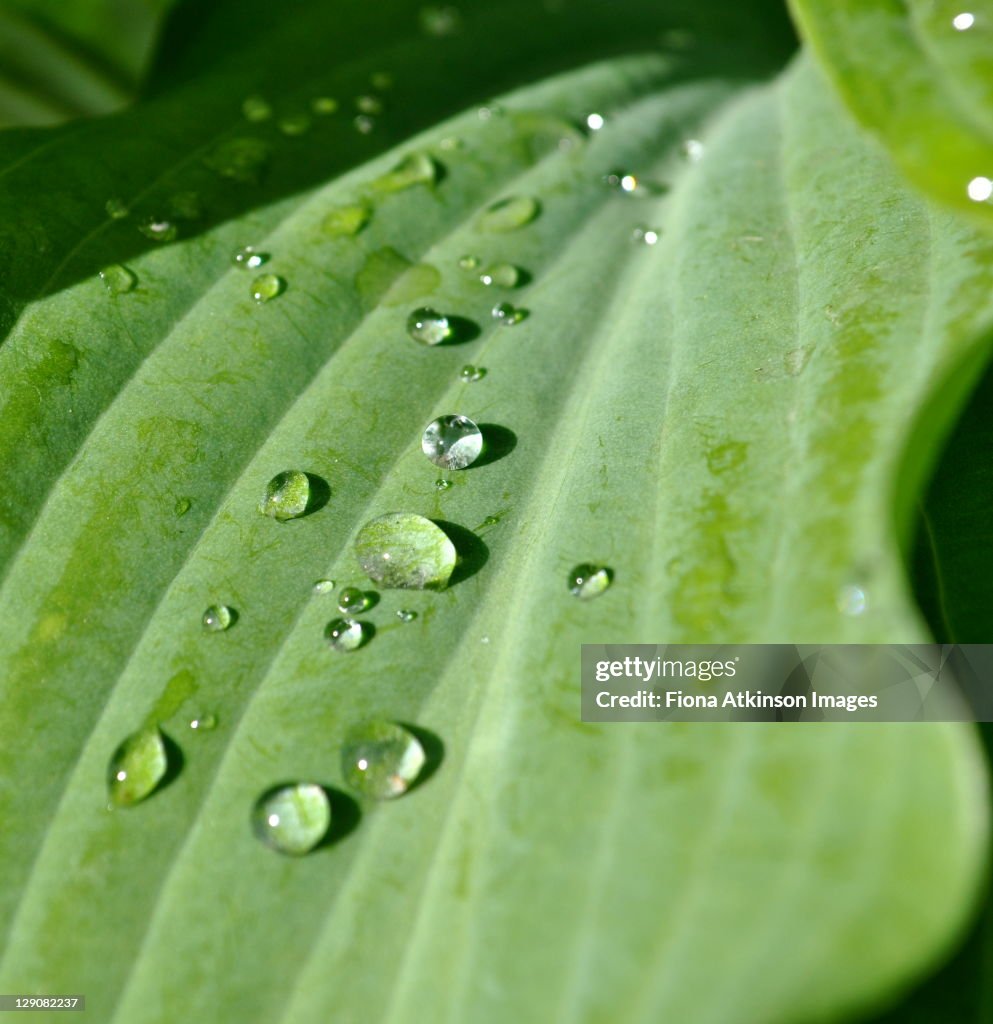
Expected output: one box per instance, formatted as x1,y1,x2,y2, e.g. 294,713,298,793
967,176,993,201
836,584,868,617
586,113,604,131
953,11,975,30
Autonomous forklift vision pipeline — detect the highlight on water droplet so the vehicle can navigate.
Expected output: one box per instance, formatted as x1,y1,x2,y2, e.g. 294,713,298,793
242,94,273,122
420,4,462,36
632,226,661,246
460,364,486,382
968,176,993,202
396,609,417,623
370,152,439,193
435,478,453,491
204,137,270,184
337,586,369,614
325,617,368,652
479,263,520,287
105,197,129,219
604,170,639,193
322,202,371,237
586,112,605,131
422,415,483,470
478,195,540,232
407,307,453,346
108,726,169,807
341,721,426,799
251,273,285,303
139,217,177,242
354,114,376,134
953,11,976,29
189,713,217,732
99,264,137,294
252,783,331,855
569,563,612,600
313,578,336,595
354,512,457,590
836,583,868,617
279,113,312,137
492,302,527,326
202,604,235,632
682,139,705,162
232,245,269,269
259,470,311,521
311,96,339,115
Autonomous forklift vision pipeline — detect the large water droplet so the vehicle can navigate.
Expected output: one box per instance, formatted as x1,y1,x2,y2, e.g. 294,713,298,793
341,721,426,798
100,264,137,294
337,587,369,614
242,94,272,122
204,137,270,184
479,263,520,287
325,617,368,652
491,302,527,326
251,273,285,303
313,578,336,594
422,415,483,469
259,470,311,521
371,152,439,193
202,604,235,632
139,217,177,242
232,245,269,269
105,197,129,219
420,4,462,35
355,512,456,589
407,307,452,346
322,203,371,237
311,96,339,115
478,195,540,232
279,113,312,136
108,727,169,807
569,563,612,600
252,783,331,855
460,364,486,382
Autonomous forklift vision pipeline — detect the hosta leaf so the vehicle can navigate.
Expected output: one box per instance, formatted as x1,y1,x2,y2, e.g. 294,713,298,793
789,0,993,223
0,3,989,1023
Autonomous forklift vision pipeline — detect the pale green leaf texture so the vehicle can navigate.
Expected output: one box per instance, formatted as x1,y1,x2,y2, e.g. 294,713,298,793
0,2,990,1023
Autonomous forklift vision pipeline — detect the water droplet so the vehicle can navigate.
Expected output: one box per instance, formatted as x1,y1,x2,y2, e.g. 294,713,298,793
435,478,453,491
311,96,339,115
480,635,490,644
189,713,217,731
407,307,452,346
251,273,285,303
586,112,605,131
204,137,270,184
105,197,129,219
169,191,203,220
252,783,331,855
322,203,371,237
202,604,235,632
953,11,975,30
279,113,312,136
99,264,136,294
355,512,456,590
569,563,612,600
784,346,813,377
259,470,311,521
439,136,464,151
341,721,426,799
370,152,439,193
313,578,336,594
477,103,504,121
242,94,272,122
968,176,993,202
108,726,169,807
355,95,384,116
837,584,868,616
337,586,369,614
354,114,376,134
174,496,192,516
422,415,483,470
479,262,520,287
457,254,480,271
459,364,486,382
396,609,417,622
138,217,177,242
420,5,462,36
682,139,705,162
478,195,539,232
604,170,639,193
232,245,269,269
371,71,393,90
632,226,661,246
325,617,368,652
492,302,527,326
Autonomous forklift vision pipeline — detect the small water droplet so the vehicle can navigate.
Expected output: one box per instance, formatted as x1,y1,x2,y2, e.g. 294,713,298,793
242,94,273,122
569,563,612,600
354,114,376,134
105,197,129,219
99,264,136,294
396,609,417,623
968,176,993,202
435,478,452,491
322,203,371,237
169,191,203,220
420,5,462,36
953,11,976,30
204,137,270,184
232,245,269,269
311,96,339,115
252,783,331,855
457,254,480,271
341,721,426,799
313,578,336,594
138,217,177,242
604,170,639,193
478,195,539,232
108,726,169,807
371,152,439,193
479,262,520,287
477,103,504,121
279,113,312,136
491,302,527,326
480,635,490,644
189,713,217,731
202,604,235,632
355,95,384,116
174,497,192,517
251,273,285,303
459,364,486,382
355,512,456,590
259,470,311,521
586,112,605,131
837,584,868,616
439,136,464,151
682,139,705,162
632,226,661,246
325,617,368,652
337,587,369,614
407,307,452,346
422,415,483,470
784,346,813,377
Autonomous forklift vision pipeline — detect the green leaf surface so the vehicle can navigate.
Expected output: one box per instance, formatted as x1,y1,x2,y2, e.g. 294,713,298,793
0,2,990,1023
789,0,993,221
